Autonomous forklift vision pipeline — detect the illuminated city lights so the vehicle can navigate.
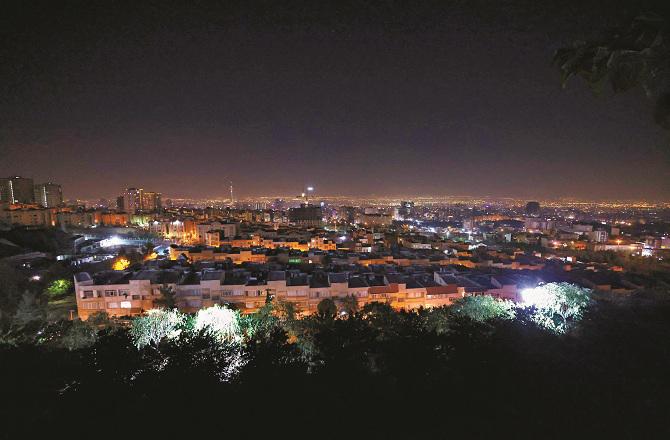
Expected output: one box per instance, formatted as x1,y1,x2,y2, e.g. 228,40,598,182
112,257,130,271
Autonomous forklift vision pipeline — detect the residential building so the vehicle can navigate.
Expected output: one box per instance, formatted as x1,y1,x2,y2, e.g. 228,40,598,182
289,204,323,227
525,201,540,217
0,176,35,204
0,205,55,227
34,182,63,208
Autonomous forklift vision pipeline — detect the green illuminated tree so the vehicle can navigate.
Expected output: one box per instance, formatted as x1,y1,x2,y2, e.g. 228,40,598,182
45,279,72,298
130,308,184,348
523,283,592,334
449,295,516,322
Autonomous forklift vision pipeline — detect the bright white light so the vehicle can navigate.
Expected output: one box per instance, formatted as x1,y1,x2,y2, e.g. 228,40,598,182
130,308,184,348
307,186,314,191
194,305,240,342
520,286,552,308
101,236,123,247
31,275,41,281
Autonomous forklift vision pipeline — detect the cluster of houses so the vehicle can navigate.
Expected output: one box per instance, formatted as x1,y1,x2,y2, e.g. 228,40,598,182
73,253,642,319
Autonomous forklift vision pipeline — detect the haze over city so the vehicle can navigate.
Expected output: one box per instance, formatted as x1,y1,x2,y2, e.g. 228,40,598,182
2,1,668,200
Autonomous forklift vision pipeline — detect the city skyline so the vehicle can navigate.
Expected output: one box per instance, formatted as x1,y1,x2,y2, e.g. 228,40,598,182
2,1,669,201
5,178,670,204
2,2,670,434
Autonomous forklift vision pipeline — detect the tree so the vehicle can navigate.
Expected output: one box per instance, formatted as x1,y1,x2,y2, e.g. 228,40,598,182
130,308,184,348
0,263,22,326
45,279,72,299
520,283,592,333
12,290,45,332
61,319,98,351
194,305,242,343
87,311,115,328
316,298,337,319
555,13,670,129
154,284,177,309
449,295,516,322
274,300,298,322
337,295,359,316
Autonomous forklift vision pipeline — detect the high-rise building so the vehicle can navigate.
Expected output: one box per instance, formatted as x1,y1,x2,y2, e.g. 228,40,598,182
525,201,541,217
341,206,356,223
0,176,35,204
289,204,323,227
120,188,143,213
34,182,63,207
119,188,161,213
142,191,162,211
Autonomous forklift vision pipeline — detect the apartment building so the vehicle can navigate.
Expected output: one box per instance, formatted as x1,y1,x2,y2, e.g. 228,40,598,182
72,266,534,320
0,204,56,227
169,246,268,264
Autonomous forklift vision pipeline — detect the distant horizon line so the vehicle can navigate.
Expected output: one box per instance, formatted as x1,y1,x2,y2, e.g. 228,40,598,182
70,193,670,204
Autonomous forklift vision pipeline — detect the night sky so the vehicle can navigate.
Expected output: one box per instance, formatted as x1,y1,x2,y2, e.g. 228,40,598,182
1,0,668,200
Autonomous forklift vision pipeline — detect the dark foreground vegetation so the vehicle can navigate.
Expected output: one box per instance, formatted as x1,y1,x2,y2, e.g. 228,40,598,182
1,286,670,439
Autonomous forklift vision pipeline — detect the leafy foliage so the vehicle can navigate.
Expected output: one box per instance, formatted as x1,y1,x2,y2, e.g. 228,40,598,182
129,308,184,348
60,319,98,351
0,262,23,327
153,284,177,309
0,285,669,437
449,295,516,322
45,279,72,298
555,13,670,129
12,291,45,330
316,298,337,319
194,304,242,343
522,282,592,333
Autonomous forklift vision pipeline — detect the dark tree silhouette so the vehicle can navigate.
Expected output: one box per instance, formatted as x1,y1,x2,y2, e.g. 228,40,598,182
555,12,670,129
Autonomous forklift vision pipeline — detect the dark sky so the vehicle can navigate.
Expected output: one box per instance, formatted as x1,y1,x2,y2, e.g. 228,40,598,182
1,0,669,201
